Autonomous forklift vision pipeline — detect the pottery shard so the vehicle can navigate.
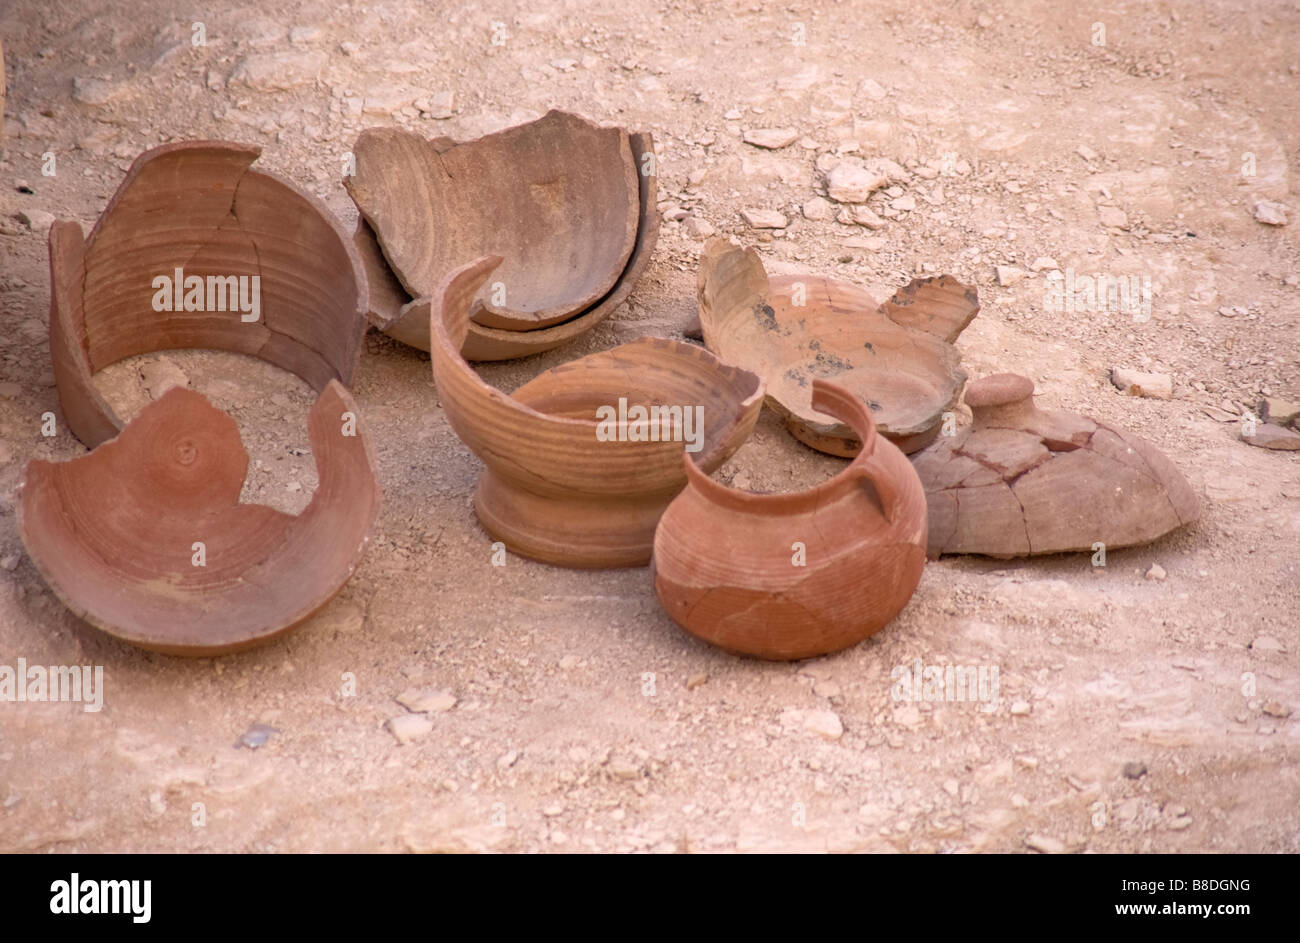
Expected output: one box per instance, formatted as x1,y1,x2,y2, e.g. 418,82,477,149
912,373,1199,558
1110,367,1172,400
697,239,978,456
1242,423,1300,450
825,163,887,203
345,110,640,333
743,128,798,149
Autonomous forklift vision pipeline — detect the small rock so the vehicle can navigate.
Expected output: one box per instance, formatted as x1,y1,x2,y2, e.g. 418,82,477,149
388,713,433,744
1098,205,1128,228
741,208,787,229
1259,397,1300,427
72,77,124,106
825,163,887,203
723,108,743,120
1144,563,1166,581
803,710,843,741
1025,833,1067,854
1122,760,1148,779
743,128,798,149
812,680,841,698
396,688,457,713
139,358,189,399
1010,700,1031,716
1250,635,1285,653
686,672,708,690
1242,422,1300,450
235,723,279,749
1253,200,1288,226
17,209,55,233
859,78,887,100
1111,367,1173,400
660,205,688,222
995,265,1026,287
289,25,321,43
681,216,715,240
1,554,20,571
608,757,642,780
1029,256,1059,272
802,196,833,221
229,51,327,91
496,749,519,769
840,204,887,229
1076,145,1098,162
426,90,455,119
542,802,565,817
889,194,916,212
1262,701,1292,719
977,13,994,28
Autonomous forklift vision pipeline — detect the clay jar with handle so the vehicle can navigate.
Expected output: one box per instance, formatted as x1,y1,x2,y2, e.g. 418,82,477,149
651,379,928,660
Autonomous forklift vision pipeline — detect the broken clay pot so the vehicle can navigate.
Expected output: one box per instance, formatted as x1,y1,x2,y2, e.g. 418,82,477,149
48,141,368,449
347,110,659,354
911,373,1200,557
651,379,927,660
697,238,978,456
428,256,764,568
17,381,381,656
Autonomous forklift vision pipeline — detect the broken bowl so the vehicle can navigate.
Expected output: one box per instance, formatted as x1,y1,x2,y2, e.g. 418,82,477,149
911,373,1201,557
347,110,659,355
428,256,764,567
652,379,928,660
696,238,978,456
48,140,369,449
17,381,381,655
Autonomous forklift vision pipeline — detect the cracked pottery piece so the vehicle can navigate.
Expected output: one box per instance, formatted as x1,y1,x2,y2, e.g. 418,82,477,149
911,373,1200,558
347,110,658,352
17,381,381,655
428,256,764,568
696,238,978,456
48,141,368,449
651,379,927,660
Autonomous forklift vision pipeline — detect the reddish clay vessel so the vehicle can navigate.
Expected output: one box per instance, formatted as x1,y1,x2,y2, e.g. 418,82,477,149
697,238,978,456
17,381,381,655
652,379,928,660
48,141,368,449
346,111,660,356
912,373,1201,557
427,256,764,568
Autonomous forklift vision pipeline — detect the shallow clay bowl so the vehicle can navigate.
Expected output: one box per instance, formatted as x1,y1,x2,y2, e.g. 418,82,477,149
49,141,368,449
17,381,381,656
652,379,928,660
912,373,1201,557
697,238,978,456
347,110,656,349
428,256,764,567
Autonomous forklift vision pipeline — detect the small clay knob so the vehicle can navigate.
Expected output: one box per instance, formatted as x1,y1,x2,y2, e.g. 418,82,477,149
965,373,1037,428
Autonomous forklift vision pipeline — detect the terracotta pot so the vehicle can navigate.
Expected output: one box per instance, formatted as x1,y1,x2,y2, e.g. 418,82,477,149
428,256,765,567
912,373,1201,557
17,381,381,656
346,111,660,356
48,141,368,449
652,379,928,660
697,238,978,456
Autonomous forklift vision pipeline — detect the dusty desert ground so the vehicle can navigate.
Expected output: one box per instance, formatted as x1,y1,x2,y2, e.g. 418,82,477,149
0,0,1297,853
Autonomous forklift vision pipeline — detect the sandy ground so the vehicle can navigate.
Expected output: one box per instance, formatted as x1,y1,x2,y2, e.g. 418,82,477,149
0,0,1297,853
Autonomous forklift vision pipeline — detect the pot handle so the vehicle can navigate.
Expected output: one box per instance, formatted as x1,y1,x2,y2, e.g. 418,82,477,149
811,379,902,524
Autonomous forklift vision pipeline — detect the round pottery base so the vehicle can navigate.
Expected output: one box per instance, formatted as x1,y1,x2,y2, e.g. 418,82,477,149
473,471,674,568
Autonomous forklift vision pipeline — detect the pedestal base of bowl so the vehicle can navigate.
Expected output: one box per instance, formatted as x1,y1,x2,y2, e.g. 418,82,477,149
474,471,672,568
